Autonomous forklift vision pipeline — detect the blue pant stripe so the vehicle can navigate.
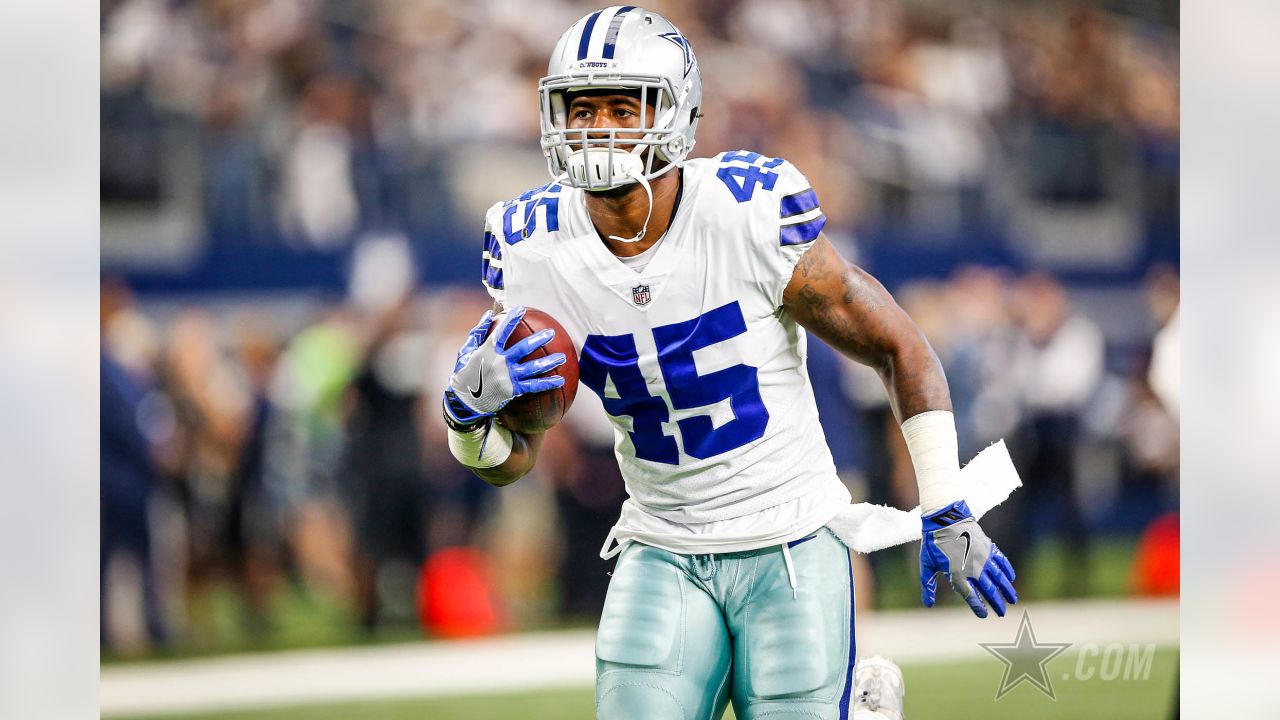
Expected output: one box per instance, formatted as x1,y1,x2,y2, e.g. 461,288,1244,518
786,533,818,548
576,9,604,60
838,547,856,719
779,214,826,246
602,6,636,59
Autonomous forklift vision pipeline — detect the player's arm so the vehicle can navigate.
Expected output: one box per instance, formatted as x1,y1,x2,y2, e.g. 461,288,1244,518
442,304,564,488
451,418,545,488
782,233,949,422
781,233,957,512
782,234,1018,617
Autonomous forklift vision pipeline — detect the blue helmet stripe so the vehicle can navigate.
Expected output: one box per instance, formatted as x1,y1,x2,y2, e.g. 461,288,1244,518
576,9,604,60
779,214,826,246
779,188,819,218
602,6,636,59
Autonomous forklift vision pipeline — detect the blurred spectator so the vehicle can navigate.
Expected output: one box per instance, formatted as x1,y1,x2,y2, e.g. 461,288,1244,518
542,393,627,621
1112,267,1180,527
942,266,1022,457
1145,266,1180,420
1003,272,1105,593
158,310,254,640
226,314,286,634
203,72,273,244
277,74,364,247
342,294,432,631
101,348,167,651
270,306,361,600
1120,364,1179,521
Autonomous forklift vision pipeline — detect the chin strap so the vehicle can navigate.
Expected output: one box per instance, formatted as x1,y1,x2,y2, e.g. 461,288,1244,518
605,112,675,245
606,162,653,245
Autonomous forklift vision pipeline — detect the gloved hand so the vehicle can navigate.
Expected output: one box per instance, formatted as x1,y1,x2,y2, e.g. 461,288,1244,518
443,306,566,427
920,500,1018,618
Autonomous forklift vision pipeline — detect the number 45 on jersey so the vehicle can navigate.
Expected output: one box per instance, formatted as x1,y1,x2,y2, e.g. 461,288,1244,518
578,301,769,464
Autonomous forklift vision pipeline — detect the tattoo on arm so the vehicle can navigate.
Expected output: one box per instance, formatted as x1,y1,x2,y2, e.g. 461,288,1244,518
783,235,951,421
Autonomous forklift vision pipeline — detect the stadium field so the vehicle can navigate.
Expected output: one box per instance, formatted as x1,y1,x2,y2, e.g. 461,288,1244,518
114,647,1178,720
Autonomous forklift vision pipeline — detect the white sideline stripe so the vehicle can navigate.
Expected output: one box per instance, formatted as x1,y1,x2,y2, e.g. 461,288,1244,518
855,598,1179,664
100,598,1178,717
101,630,598,717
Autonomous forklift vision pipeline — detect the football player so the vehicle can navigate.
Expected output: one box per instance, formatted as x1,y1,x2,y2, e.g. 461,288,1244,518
441,7,1017,719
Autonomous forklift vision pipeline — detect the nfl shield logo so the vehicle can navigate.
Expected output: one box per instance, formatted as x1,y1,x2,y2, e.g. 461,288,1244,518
631,284,652,306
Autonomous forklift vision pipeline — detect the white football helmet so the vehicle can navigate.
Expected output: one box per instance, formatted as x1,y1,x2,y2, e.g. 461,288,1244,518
539,6,702,191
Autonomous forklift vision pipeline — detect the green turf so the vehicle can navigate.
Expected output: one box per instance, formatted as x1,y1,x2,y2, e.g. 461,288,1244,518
871,535,1140,610
112,647,1178,720
901,647,1178,719
101,583,428,664
107,536,1144,664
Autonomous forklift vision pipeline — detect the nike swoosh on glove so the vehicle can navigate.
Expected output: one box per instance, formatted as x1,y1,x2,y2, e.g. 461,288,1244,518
920,500,1018,618
444,306,566,426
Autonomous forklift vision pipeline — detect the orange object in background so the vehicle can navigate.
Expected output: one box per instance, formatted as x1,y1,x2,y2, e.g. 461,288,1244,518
1133,512,1180,596
417,547,505,638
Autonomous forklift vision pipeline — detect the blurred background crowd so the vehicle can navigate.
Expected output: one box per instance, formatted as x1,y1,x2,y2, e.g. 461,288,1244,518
100,0,1179,657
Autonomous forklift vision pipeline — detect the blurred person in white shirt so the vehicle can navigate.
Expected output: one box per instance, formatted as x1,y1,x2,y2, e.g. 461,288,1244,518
1003,272,1104,595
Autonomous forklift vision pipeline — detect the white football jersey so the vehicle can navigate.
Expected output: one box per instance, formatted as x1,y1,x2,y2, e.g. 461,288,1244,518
481,151,851,554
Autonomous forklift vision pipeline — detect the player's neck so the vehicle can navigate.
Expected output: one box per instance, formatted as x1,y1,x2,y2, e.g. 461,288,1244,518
584,169,682,258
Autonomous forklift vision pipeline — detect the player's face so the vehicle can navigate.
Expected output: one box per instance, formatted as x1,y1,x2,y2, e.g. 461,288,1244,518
566,92,650,151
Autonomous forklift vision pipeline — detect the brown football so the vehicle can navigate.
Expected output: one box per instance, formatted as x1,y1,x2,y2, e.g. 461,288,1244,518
489,308,579,434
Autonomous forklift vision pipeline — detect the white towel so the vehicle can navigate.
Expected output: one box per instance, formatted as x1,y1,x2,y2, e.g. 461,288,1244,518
827,440,1022,554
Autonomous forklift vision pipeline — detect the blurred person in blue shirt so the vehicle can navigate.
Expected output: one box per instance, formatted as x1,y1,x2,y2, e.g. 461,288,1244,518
101,350,167,649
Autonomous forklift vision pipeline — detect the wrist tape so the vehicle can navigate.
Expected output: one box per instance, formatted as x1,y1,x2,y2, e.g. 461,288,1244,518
901,410,962,515
447,419,514,469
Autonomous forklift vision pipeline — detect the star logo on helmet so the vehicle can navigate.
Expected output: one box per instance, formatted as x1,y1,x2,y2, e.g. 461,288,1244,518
658,32,694,78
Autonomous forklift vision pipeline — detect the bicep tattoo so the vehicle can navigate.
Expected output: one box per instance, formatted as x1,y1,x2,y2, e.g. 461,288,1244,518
785,237,898,368
783,235,951,418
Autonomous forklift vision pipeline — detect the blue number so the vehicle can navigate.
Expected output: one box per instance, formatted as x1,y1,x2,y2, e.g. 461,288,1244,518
578,302,769,464
579,333,679,464
654,302,768,458
715,152,783,203
503,184,561,244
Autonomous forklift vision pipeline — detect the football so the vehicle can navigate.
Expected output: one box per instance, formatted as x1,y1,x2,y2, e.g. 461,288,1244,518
491,307,579,434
